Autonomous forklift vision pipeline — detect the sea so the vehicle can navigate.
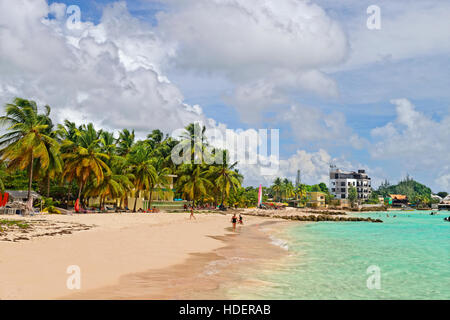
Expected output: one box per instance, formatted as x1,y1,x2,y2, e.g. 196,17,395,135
226,210,450,299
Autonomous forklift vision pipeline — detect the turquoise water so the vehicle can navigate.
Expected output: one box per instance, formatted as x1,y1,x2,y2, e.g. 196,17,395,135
231,211,450,299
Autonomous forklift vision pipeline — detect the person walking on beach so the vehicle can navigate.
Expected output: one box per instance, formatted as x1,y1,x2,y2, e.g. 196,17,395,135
231,214,237,231
190,206,196,220
239,214,243,225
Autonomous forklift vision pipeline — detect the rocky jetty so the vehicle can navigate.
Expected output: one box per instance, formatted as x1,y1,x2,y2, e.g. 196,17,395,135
241,207,382,223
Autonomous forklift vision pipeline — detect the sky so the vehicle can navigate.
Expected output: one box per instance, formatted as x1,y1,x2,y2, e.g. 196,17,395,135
0,0,449,192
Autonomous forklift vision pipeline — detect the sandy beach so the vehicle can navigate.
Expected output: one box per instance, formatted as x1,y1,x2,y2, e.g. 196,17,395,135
0,212,287,300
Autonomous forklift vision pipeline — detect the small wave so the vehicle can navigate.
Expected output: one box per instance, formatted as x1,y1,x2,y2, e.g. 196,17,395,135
269,235,289,251
202,257,250,276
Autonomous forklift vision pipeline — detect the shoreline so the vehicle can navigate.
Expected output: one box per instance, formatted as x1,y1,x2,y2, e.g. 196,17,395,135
64,219,292,299
0,212,290,300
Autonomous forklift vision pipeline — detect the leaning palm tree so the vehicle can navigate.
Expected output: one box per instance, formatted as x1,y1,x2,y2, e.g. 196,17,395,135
61,123,110,205
127,145,157,212
0,98,59,200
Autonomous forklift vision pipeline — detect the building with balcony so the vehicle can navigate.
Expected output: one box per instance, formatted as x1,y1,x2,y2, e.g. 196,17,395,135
329,167,372,201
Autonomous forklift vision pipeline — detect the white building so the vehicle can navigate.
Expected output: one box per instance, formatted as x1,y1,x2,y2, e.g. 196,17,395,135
329,167,372,200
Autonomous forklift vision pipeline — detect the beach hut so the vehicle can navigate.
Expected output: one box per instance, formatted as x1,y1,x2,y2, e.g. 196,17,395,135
1,190,42,215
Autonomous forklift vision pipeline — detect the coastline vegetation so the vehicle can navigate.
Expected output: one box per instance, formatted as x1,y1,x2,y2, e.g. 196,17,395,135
0,98,244,211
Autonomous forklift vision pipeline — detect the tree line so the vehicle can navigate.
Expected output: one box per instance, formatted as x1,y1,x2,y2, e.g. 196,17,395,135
0,98,246,211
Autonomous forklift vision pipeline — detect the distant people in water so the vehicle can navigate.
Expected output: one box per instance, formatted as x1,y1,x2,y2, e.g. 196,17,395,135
231,214,237,231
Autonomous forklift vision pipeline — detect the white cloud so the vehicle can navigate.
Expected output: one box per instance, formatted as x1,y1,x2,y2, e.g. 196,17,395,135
156,0,348,122
158,0,347,77
371,98,450,190
278,104,367,149
316,0,450,71
0,0,206,133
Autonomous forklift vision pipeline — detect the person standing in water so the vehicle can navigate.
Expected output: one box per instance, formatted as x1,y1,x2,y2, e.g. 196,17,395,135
239,214,243,225
190,206,196,220
231,214,237,231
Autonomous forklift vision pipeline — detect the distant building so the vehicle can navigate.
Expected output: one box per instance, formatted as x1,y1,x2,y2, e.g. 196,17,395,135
306,192,326,208
329,167,372,201
438,195,450,210
389,194,408,207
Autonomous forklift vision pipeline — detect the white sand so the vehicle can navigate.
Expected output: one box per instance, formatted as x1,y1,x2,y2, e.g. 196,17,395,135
0,212,269,300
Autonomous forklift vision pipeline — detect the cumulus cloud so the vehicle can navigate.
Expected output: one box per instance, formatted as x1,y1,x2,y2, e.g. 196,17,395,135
371,98,450,189
0,0,206,133
278,105,367,149
156,0,348,122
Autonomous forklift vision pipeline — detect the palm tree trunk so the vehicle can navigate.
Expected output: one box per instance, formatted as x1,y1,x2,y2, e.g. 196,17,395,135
133,190,139,212
66,183,70,206
27,153,34,201
221,180,225,205
77,181,83,200
47,175,50,197
149,187,153,211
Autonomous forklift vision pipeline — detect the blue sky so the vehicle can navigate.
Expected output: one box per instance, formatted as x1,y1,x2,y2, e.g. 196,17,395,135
2,0,449,191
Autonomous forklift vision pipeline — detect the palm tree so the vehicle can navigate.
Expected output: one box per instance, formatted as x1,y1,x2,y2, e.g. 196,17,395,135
127,145,157,212
0,98,59,200
62,123,110,207
99,130,117,158
117,129,135,156
294,184,308,207
283,178,294,201
147,158,172,210
209,150,243,206
176,164,213,206
271,177,283,202
178,122,208,164
87,169,134,209
34,106,63,197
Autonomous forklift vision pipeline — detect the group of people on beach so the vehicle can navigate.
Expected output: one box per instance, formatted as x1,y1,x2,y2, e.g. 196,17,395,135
231,213,243,231
188,207,243,232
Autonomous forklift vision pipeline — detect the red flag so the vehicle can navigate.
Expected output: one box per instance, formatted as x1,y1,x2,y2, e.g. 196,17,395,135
75,198,80,213
0,194,3,207
2,193,9,207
